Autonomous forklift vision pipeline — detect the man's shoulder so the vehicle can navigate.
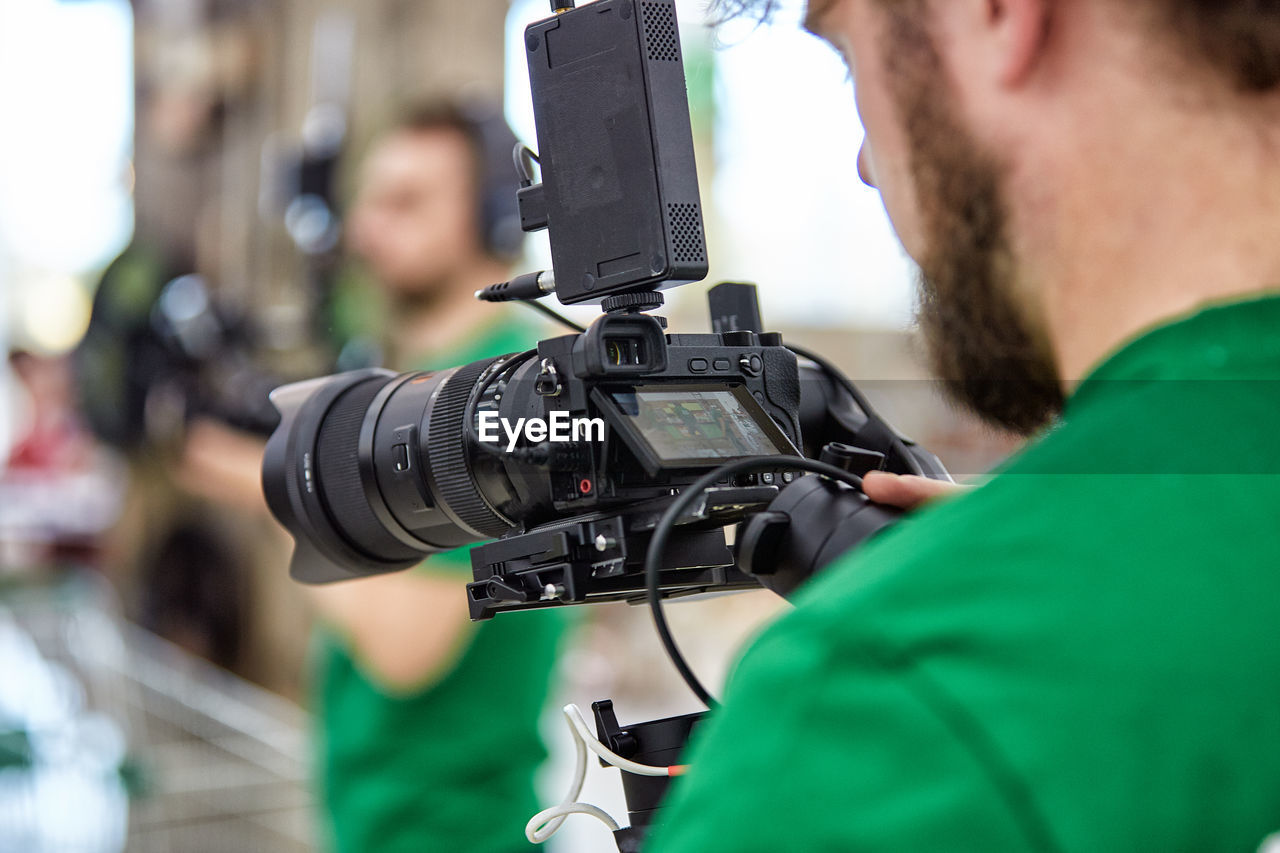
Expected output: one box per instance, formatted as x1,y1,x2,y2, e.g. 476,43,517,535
778,466,1071,639
767,423,1280,668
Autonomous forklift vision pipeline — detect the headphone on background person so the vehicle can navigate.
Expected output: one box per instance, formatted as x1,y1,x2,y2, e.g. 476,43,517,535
447,99,526,262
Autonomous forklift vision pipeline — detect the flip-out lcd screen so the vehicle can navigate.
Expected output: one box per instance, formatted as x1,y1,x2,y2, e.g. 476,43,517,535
605,385,797,470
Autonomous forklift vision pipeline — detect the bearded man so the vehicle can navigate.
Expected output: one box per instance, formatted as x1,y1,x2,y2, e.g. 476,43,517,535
647,1,1280,850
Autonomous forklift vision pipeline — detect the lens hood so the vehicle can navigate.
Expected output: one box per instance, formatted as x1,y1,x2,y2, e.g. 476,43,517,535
262,368,424,583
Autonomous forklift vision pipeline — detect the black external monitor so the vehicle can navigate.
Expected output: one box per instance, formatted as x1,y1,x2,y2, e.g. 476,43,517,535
524,0,708,304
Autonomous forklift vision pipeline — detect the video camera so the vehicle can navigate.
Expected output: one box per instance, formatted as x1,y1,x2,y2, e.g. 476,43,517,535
262,0,949,847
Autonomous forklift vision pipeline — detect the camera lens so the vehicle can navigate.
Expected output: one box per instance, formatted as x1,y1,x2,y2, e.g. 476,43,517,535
262,359,537,584
311,374,422,563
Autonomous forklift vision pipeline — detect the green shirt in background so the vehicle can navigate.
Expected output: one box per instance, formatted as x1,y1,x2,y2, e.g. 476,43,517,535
649,294,1280,852
315,314,569,853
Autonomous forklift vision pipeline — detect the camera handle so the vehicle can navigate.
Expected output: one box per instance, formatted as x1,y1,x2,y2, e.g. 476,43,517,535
589,465,915,848
590,700,702,852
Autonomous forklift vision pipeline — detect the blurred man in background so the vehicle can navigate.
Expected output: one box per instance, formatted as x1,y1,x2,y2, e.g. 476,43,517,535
185,101,566,853
311,101,565,853
647,0,1280,850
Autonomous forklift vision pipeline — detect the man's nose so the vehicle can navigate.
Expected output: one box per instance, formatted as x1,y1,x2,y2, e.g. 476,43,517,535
857,143,877,189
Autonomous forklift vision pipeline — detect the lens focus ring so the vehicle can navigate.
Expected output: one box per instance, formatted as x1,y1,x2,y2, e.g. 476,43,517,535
427,357,512,539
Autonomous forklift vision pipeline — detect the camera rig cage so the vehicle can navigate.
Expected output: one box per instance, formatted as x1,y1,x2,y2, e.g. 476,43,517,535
262,1,951,848
464,0,945,622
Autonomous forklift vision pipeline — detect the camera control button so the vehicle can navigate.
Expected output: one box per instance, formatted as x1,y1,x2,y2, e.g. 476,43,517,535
689,358,709,373
739,354,764,376
760,472,775,485
393,444,410,472
713,358,731,371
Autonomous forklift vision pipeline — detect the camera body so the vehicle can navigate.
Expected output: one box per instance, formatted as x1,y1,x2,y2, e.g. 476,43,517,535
262,306,802,578
463,312,808,619
262,282,946,605
262,297,804,585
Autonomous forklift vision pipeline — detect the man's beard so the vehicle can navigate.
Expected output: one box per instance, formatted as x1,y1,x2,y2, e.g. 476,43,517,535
883,6,1065,436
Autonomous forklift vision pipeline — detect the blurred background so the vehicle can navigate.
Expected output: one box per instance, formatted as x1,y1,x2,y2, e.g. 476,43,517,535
0,0,1019,850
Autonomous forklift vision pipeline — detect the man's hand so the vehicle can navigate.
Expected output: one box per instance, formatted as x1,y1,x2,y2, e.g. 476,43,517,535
177,418,271,512
179,418,471,694
309,570,475,693
862,470,968,511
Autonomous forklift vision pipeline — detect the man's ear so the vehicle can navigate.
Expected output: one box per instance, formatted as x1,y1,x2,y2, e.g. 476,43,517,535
988,0,1052,87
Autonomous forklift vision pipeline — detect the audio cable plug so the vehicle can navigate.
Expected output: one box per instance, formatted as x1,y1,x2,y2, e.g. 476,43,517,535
476,270,556,303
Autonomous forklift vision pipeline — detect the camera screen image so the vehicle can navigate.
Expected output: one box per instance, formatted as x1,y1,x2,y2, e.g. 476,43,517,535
608,386,795,467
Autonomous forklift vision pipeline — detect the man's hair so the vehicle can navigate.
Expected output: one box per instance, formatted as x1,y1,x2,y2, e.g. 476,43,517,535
1167,1,1280,93
393,100,491,198
712,0,1280,92
708,0,776,23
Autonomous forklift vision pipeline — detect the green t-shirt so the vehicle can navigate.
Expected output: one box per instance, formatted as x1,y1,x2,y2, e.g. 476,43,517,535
648,294,1280,852
315,314,569,853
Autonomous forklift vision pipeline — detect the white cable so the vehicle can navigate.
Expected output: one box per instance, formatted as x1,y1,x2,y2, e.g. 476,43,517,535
525,704,683,844
562,704,675,777
527,802,620,839
526,704,596,843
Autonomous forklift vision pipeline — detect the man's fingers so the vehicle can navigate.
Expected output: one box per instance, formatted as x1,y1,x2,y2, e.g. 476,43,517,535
862,470,966,511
